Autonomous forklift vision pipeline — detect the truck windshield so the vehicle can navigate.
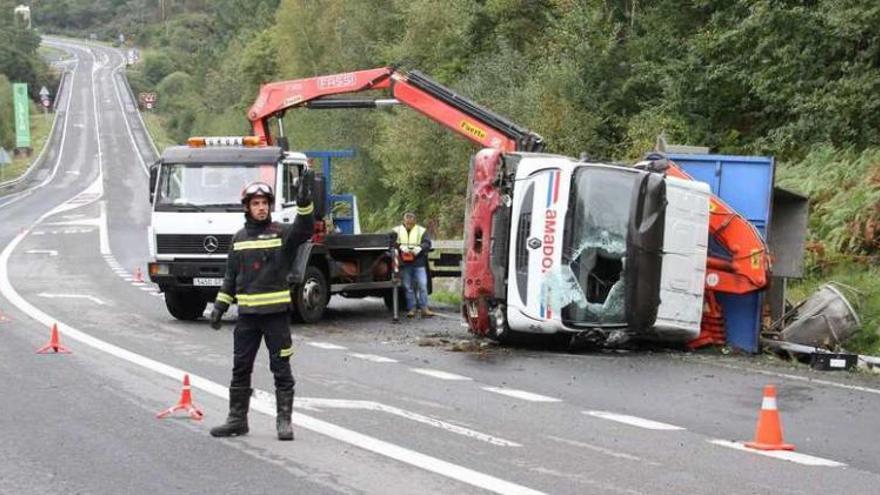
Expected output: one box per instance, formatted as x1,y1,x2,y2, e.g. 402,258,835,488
155,163,276,211
547,167,636,326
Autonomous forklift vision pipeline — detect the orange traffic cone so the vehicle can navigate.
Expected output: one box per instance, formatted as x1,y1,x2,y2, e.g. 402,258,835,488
156,374,204,420
744,385,794,451
36,323,72,354
133,267,144,283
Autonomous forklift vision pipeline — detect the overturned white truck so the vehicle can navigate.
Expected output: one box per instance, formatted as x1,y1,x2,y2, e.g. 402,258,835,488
462,149,717,346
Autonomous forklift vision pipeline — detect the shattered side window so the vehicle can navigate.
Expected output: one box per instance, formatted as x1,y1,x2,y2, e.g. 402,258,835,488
550,167,636,326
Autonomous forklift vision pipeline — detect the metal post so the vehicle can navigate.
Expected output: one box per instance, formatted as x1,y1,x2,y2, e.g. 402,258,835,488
392,248,400,323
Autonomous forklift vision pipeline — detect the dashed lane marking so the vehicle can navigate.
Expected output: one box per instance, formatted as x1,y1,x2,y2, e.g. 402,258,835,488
583,411,684,431
709,440,845,467
411,368,473,381
307,342,348,350
348,353,398,363
482,387,562,403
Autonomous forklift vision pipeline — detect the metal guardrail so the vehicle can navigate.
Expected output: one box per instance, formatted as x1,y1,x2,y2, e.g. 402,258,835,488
428,239,463,277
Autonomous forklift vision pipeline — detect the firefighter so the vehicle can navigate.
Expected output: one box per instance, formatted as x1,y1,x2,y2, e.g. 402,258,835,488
208,170,314,441
392,212,434,318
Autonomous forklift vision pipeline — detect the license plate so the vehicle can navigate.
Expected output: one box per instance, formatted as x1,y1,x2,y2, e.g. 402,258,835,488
193,277,223,287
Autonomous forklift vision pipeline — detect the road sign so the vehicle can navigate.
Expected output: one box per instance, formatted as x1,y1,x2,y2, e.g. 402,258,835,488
139,92,157,110
39,86,50,97
13,83,31,149
0,147,11,165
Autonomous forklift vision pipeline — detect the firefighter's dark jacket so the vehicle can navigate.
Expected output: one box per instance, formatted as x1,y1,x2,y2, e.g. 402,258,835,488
214,204,314,315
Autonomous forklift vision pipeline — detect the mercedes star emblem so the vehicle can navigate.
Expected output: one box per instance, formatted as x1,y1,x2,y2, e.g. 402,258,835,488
203,235,220,253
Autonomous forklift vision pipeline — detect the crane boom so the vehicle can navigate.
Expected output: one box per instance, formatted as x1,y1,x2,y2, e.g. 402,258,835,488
247,67,544,152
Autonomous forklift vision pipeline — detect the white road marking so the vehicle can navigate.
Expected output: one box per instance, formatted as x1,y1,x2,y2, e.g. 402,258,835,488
2,229,545,495
583,411,684,430
411,368,473,381
139,287,156,292
0,43,76,212
307,342,348,350
299,398,521,447
348,353,398,363
709,440,845,467
25,249,58,256
712,362,880,397
37,293,106,305
483,387,561,402
545,435,656,465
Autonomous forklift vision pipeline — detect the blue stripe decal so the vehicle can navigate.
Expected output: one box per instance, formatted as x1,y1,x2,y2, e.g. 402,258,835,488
545,171,554,207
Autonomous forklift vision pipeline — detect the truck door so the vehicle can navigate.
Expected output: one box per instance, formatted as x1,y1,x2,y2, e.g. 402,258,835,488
277,161,300,223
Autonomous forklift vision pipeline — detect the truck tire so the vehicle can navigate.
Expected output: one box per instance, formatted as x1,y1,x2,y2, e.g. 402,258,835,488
488,303,510,343
292,266,328,323
165,290,208,321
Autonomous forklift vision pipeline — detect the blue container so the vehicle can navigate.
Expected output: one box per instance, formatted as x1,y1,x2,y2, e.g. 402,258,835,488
667,153,775,353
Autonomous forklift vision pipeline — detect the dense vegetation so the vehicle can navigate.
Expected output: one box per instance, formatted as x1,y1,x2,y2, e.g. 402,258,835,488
0,0,57,150
26,0,880,351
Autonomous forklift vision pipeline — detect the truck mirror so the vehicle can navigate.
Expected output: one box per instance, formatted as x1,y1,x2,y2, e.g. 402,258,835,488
149,162,160,204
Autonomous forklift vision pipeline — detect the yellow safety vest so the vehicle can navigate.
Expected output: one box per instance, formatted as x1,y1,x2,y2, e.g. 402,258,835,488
393,225,426,249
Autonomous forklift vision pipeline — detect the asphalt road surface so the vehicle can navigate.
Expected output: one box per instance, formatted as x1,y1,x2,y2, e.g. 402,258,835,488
1,39,880,495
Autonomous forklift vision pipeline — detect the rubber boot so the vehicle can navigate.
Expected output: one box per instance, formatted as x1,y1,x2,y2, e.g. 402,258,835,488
276,389,294,441
210,387,251,437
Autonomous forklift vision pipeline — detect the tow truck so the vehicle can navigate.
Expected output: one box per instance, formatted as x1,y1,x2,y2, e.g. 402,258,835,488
147,67,544,322
461,148,770,347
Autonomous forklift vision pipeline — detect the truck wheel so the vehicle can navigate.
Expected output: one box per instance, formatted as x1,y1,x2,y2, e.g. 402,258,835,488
293,266,328,323
165,290,208,321
383,287,406,312
488,304,510,343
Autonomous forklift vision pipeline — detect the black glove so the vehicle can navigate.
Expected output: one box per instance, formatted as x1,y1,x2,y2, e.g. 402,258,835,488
210,308,223,330
296,168,315,206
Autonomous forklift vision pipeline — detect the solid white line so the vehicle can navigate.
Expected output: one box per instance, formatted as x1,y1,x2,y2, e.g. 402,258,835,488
411,368,473,381
0,45,76,211
298,398,521,447
1,232,545,495
583,411,684,430
307,342,348,350
483,387,562,403
711,362,880,397
106,48,149,175
709,440,845,467
25,250,58,256
348,353,398,363
37,293,105,305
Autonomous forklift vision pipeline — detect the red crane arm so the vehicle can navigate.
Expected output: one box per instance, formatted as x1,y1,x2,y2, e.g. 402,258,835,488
246,67,543,152
666,162,770,294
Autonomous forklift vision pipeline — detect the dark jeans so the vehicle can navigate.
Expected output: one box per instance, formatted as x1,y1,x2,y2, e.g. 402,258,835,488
231,312,295,392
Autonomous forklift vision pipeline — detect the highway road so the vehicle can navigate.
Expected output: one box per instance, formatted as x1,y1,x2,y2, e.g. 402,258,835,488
1,39,879,494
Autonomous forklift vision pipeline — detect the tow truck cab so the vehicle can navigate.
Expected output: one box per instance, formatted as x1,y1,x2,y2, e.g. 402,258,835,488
463,150,711,345
147,140,315,320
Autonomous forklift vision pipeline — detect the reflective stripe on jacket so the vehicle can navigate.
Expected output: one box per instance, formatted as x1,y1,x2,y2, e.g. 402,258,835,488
214,206,314,315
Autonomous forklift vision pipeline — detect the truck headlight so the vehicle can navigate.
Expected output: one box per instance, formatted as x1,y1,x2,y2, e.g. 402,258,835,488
149,262,169,276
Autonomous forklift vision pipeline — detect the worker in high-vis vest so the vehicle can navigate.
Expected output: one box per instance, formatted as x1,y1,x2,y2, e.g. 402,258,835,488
392,212,434,318
208,171,314,441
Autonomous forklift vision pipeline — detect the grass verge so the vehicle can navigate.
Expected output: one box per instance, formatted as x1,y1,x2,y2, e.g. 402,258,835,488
141,112,177,151
0,108,56,184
